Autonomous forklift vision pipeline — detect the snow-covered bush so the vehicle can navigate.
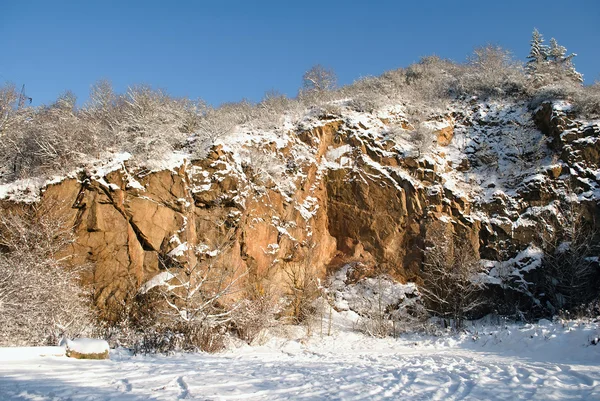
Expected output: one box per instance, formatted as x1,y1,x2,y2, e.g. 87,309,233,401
457,45,527,98
346,93,386,114
127,231,246,353
115,85,197,166
96,228,277,353
281,244,322,326
1,95,99,179
340,76,392,113
252,91,303,129
528,84,581,111
0,203,94,346
131,322,228,354
98,269,236,354
571,83,600,118
231,295,280,344
403,56,458,108
0,82,201,181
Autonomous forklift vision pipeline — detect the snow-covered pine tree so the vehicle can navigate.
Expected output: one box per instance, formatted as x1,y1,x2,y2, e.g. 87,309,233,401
548,38,567,61
526,29,583,86
526,29,550,84
526,29,548,69
548,38,584,84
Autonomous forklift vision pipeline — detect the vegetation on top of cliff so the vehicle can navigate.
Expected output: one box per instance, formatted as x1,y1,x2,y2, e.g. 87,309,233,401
0,30,597,185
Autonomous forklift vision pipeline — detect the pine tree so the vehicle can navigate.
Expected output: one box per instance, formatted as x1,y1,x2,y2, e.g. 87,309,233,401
548,38,566,61
526,29,550,84
548,38,583,83
527,29,548,68
526,29,583,85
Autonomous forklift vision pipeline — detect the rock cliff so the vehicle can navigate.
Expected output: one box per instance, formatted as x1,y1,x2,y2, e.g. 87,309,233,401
2,99,599,316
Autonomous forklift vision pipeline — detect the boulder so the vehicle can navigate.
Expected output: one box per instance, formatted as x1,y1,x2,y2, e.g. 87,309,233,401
63,338,110,360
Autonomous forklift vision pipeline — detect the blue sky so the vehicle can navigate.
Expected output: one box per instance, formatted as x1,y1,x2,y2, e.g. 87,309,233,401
1,0,598,107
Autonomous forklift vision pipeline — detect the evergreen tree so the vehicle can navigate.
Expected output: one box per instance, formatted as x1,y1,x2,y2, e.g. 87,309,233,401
527,29,549,68
526,29,583,85
526,29,549,84
548,38,583,83
548,38,566,61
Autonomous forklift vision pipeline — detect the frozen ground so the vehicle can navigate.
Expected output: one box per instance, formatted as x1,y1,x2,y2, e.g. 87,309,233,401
1,319,600,400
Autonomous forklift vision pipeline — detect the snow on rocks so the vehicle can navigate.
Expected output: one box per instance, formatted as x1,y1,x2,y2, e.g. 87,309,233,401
167,241,188,257
62,338,110,360
484,245,544,283
139,271,176,294
0,176,53,203
328,264,422,319
0,152,132,202
295,195,319,220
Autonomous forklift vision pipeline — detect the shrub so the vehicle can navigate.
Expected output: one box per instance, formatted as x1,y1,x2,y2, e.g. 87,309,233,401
456,45,527,98
571,83,600,118
404,56,458,106
409,125,435,158
253,91,295,129
281,243,321,328
528,83,580,111
232,295,279,344
0,202,94,346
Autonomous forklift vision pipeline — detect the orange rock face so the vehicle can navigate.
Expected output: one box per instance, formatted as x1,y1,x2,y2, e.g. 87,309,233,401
435,116,455,147
6,101,595,318
0,118,483,317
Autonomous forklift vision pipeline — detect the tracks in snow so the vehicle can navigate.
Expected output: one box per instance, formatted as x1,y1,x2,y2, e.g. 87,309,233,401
0,349,599,400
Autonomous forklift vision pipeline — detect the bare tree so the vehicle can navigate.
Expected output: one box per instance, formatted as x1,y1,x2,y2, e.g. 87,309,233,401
460,45,526,97
84,79,120,134
410,125,435,158
355,275,395,338
0,202,93,346
139,228,247,351
301,64,337,93
281,242,320,331
192,101,257,159
421,229,486,329
252,90,301,129
231,295,279,344
0,83,20,135
53,90,77,110
194,108,236,143
540,201,599,313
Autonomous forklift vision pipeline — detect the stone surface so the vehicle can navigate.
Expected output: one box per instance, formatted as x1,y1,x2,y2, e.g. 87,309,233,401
2,100,599,318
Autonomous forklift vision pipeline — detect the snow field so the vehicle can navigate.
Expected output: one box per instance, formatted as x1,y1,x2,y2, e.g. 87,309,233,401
1,319,599,400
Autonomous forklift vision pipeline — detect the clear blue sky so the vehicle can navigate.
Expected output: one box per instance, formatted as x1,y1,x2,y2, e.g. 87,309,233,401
1,0,598,107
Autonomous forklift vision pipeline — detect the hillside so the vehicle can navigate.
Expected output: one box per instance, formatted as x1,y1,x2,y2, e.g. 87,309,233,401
1,42,600,350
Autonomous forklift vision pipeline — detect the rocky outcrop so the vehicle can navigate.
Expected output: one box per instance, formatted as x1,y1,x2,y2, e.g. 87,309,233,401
2,100,599,316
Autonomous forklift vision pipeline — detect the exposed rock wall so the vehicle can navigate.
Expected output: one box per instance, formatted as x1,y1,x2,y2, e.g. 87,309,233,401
2,100,599,315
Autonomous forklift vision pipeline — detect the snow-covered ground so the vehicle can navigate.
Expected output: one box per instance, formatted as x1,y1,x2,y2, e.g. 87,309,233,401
1,318,600,400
